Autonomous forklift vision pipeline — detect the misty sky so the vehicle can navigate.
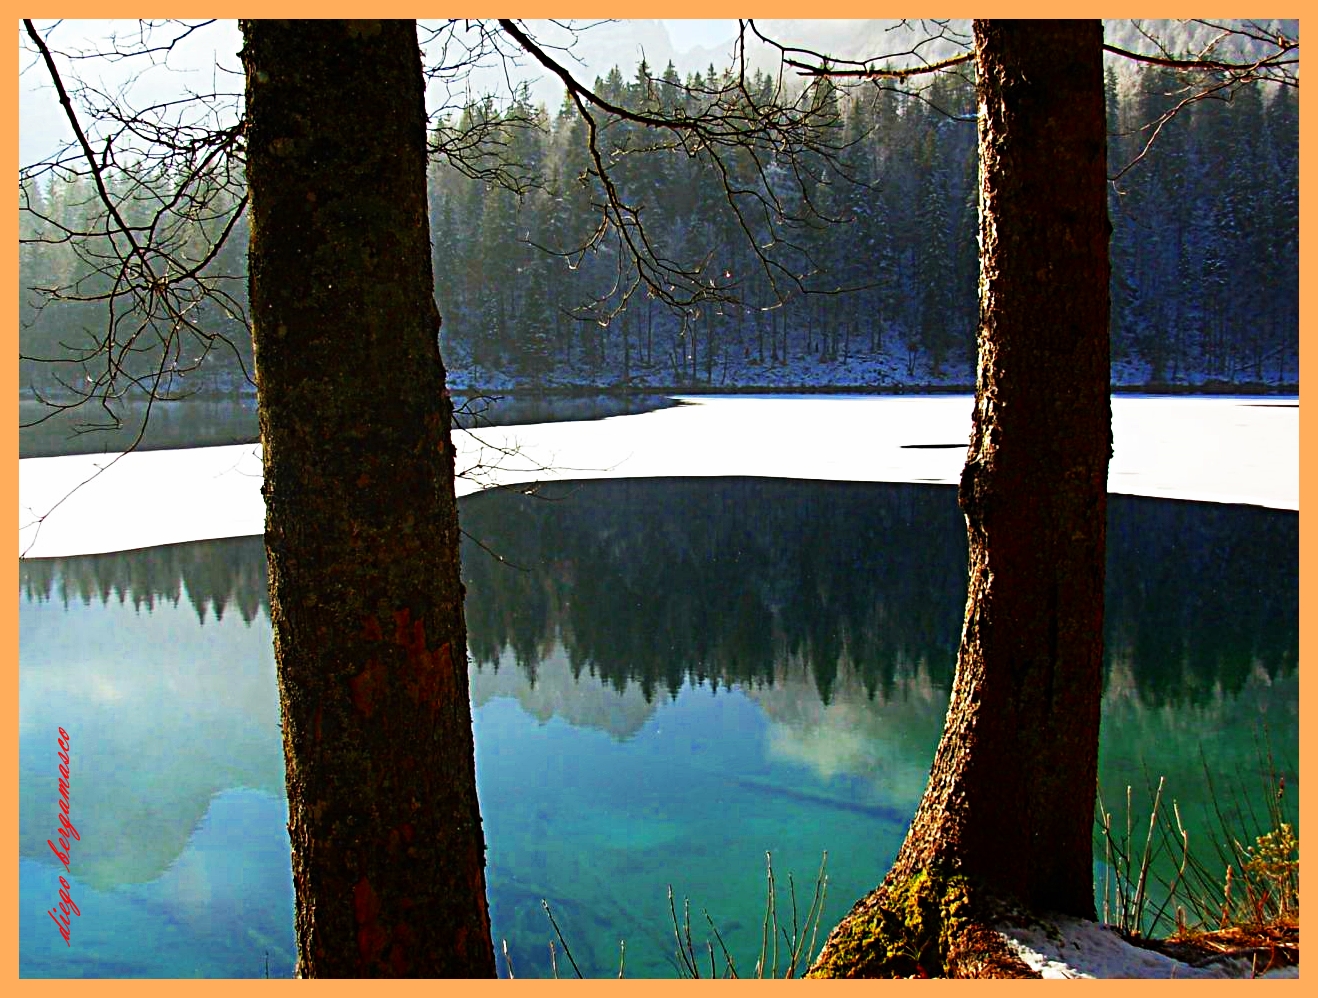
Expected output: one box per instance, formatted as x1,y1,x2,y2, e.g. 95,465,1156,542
17,19,740,166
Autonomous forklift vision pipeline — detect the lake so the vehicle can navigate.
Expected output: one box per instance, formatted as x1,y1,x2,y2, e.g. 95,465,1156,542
18,466,1297,977
18,392,678,459
17,395,1299,976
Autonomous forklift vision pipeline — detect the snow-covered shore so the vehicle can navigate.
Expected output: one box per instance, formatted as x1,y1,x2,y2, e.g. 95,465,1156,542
999,915,1299,979
18,394,1298,559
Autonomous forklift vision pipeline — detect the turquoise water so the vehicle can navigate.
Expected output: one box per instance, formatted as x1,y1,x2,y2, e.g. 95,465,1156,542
18,479,1298,977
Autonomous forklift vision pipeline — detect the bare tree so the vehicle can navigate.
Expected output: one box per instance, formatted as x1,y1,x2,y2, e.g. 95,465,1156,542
765,17,1295,977
18,17,871,977
20,20,249,431
239,20,504,976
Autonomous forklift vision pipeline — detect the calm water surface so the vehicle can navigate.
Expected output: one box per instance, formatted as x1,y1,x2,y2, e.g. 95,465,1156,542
18,393,675,458
18,478,1298,977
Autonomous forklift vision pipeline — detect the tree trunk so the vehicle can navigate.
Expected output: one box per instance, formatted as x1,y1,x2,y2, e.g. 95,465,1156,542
812,19,1111,977
242,19,495,978
899,15,1112,913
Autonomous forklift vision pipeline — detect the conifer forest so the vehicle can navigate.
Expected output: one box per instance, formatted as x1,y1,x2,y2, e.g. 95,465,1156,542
18,58,1299,398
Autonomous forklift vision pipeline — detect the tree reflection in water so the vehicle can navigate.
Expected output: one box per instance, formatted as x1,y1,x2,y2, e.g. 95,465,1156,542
24,478,1292,706
18,477,1297,977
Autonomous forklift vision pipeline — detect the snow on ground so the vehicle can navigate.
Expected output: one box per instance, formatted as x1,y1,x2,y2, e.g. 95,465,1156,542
998,915,1299,979
444,340,1291,394
17,394,1298,559
444,340,980,393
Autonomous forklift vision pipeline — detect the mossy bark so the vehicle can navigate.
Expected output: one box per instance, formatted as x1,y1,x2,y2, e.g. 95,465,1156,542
242,20,495,977
813,20,1111,977
807,869,1037,978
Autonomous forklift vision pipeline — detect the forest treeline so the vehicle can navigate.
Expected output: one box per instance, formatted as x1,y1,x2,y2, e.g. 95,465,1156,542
18,59,1298,397
21,480,1298,709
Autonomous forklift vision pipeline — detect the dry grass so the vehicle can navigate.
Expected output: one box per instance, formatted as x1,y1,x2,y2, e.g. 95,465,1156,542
1148,921,1300,976
1098,737,1299,977
1151,820,1300,975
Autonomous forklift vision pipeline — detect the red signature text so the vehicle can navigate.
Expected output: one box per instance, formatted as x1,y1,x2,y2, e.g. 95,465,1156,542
48,876,80,946
47,727,80,945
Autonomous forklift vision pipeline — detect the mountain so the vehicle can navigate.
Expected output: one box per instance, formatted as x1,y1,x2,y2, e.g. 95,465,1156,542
449,19,742,112
495,18,1299,112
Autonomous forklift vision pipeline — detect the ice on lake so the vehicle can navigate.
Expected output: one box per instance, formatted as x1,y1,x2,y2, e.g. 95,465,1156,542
17,394,1299,559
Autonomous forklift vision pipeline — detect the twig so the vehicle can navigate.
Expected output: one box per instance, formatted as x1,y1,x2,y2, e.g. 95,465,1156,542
667,885,699,977
704,910,740,978
1132,776,1167,933
541,900,583,978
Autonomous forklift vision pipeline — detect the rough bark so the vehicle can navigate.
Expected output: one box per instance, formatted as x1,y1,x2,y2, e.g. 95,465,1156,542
812,19,1111,976
241,20,495,977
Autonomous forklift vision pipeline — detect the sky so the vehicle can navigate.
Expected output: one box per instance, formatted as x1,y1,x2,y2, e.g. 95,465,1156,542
17,19,741,167
662,18,737,50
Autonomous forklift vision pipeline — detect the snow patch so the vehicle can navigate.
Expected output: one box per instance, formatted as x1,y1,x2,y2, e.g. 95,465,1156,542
18,394,1298,559
999,915,1299,979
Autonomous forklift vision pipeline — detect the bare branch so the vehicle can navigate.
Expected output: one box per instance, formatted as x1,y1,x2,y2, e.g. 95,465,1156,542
493,17,875,321
20,18,253,442
1104,41,1298,85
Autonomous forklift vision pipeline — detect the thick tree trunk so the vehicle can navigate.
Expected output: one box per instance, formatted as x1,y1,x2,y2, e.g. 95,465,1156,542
242,20,495,978
812,20,1111,976
895,16,1112,914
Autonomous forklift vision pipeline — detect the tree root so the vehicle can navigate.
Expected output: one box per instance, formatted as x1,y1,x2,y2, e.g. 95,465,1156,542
806,868,1039,979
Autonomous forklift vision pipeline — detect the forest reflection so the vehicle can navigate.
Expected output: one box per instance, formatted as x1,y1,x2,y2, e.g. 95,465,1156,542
20,477,1297,711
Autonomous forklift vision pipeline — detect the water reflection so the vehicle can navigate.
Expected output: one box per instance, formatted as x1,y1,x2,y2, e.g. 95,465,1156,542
17,478,1297,977
19,581,283,890
459,479,1296,706
26,479,1290,708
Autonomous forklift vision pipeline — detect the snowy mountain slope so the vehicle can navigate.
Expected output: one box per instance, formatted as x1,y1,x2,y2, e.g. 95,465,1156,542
503,19,1298,110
